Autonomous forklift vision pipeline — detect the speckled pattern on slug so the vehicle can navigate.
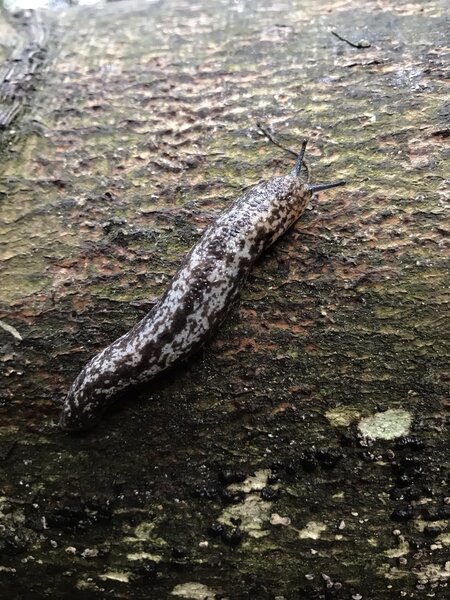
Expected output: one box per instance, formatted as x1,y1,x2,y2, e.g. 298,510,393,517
60,172,312,431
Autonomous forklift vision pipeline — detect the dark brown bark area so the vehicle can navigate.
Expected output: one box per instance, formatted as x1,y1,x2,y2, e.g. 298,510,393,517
0,1,448,598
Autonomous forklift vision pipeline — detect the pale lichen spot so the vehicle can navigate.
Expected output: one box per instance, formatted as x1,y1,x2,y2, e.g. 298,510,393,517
415,562,450,584
218,470,277,539
219,494,272,539
126,552,162,562
227,469,271,493
325,406,361,427
99,571,130,583
358,409,412,440
171,582,218,599
383,537,410,558
122,521,167,546
297,520,327,540
437,533,450,546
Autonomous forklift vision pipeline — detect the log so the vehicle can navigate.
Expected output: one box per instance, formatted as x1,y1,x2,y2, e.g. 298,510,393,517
0,1,448,598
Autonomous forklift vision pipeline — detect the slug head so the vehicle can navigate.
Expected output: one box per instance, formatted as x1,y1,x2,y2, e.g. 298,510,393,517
293,140,346,193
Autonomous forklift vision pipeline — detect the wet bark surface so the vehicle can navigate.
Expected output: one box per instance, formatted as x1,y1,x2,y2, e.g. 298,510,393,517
0,0,449,598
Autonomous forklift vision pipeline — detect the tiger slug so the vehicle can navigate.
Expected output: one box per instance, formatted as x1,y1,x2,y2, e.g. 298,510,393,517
60,141,345,431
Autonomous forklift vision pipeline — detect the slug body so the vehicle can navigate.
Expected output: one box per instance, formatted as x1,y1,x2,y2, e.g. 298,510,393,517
60,144,344,431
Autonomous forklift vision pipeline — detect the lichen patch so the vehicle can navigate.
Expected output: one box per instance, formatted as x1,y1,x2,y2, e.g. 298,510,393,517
171,582,217,599
325,406,361,427
99,571,130,583
414,562,450,584
227,468,271,493
127,551,162,562
297,520,327,540
217,469,278,539
358,409,412,440
219,494,272,539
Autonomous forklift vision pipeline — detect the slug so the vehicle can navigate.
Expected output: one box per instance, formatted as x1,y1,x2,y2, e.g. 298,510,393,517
60,140,345,431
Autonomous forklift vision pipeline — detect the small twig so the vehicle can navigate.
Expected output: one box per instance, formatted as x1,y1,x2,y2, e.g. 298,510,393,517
0,319,23,341
256,122,298,158
256,122,310,180
331,30,371,49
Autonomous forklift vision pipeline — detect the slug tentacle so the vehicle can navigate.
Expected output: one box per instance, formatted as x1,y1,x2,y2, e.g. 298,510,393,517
60,143,345,432
294,140,308,178
306,180,346,193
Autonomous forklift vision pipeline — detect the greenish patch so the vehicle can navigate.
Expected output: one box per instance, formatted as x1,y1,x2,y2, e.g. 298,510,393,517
358,409,412,440
171,582,217,599
296,520,327,540
99,571,130,583
383,538,409,558
415,563,450,584
325,407,361,427
219,470,274,539
127,551,163,562
220,494,272,540
123,521,167,548
437,533,450,546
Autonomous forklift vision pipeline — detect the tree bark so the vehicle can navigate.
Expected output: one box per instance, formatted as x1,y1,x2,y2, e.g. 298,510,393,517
0,0,448,598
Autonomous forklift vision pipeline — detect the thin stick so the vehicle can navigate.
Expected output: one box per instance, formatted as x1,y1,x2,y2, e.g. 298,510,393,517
331,31,371,49
256,122,298,158
256,122,310,180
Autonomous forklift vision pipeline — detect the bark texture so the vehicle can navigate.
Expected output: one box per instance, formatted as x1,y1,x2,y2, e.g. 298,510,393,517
0,0,448,598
